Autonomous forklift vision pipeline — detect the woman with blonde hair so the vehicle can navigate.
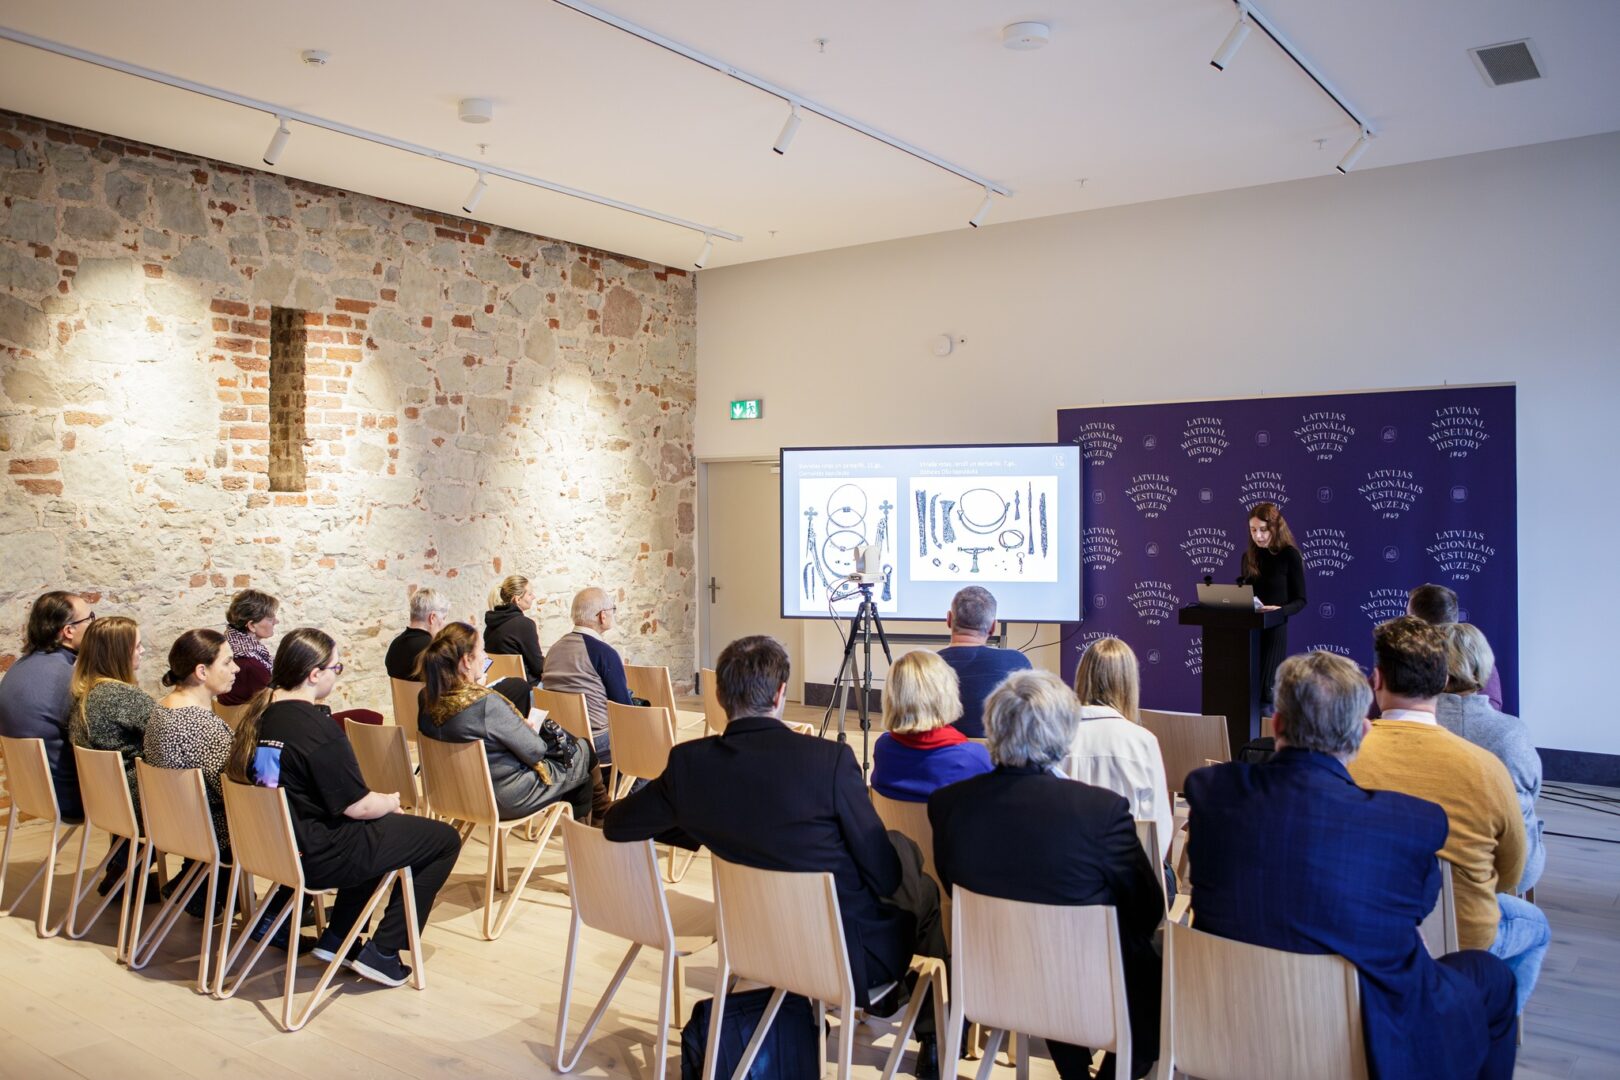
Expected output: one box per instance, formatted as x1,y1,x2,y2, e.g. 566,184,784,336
870,650,992,802
1066,637,1173,863
69,615,154,808
483,574,544,685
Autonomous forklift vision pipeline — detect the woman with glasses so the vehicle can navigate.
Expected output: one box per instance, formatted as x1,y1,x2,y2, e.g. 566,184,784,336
225,628,462,987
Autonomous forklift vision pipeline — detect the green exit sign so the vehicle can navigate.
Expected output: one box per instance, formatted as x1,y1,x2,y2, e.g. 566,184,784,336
729,399,763,421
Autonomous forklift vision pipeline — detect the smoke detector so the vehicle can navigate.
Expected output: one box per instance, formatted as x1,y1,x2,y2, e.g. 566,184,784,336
459,98,494,124
1002,22,1050,51
301,49,330,66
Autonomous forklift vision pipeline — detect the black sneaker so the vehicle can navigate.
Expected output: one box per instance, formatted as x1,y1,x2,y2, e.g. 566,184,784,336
914,1035,938,1080
312,929,365,969
250,910,315,954
350,941,410,987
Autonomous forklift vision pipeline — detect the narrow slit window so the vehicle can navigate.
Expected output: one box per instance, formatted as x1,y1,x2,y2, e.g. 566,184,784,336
268,306,308,492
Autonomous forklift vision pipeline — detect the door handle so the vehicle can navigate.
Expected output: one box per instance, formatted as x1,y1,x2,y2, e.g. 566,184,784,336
708,576,720,603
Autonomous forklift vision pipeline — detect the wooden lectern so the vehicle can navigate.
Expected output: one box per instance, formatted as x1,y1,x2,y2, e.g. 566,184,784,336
1178,605,1288,756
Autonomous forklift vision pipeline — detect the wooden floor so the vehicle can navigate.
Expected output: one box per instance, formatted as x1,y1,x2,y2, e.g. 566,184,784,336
0,703,1615,1079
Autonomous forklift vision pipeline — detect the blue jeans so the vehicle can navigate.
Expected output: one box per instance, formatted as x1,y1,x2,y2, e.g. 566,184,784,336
1488,893,1550,1014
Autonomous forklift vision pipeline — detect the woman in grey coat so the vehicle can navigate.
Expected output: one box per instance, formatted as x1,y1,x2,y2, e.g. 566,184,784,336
417,622,592,821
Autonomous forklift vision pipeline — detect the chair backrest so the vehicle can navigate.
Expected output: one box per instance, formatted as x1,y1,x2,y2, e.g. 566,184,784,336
605,701,674,782
700,667,725,734
561,817,672,948
212,699,251,730
345,720,418,812
712,856,853,1006
486,653,526,682
1419,858,1460,955
952,886,1130,1053
1140,709,1230,793
1166,921,1366,1080
624,664,679,733
869,789,940,894
534,688,593,743
1134,819,1168,912
390,677,424,740
415,733,500,827
221,779,305,889
135,760,219,864
0,735,60,822
73,744,140,839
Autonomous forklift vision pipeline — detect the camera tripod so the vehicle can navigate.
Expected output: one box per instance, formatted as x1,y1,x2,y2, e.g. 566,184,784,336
819,581,892,778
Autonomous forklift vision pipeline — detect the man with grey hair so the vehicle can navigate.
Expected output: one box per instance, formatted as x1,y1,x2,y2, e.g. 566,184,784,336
384,587,452,680
939,585,1031,739
544,587,633,823
1185,650,1518,1080
929,670,1163,1078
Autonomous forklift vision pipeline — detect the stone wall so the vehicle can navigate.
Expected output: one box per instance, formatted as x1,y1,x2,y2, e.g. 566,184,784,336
0,109,698,806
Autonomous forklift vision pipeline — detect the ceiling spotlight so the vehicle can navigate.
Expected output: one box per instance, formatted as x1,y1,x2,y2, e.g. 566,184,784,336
459,98,494,124
773,102,803,155
1210,7,1253,71
968,187,994,229
462,171,488,214
1001,22,1051,51
694,233,714,269
1336,130,1372,174
263,115,291,166
300,49,331,66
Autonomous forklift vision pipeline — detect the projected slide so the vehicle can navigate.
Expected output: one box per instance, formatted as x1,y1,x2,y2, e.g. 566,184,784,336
781,444,1082,622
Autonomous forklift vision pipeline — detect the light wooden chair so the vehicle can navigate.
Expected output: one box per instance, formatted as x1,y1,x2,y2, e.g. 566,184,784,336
390,677,424,741
554,819,717,1075
211,699,251,730
415,734,569,940
0,735,81,937
128,760,225,993
700,666,725,733
1134,819,1192,926
346,719,420,813
65,745,147,958
486,653,527,682
1160,921,1367,1080
625,663,706,732
214,779,423,1029
534,688,594,743
869,788,946,926
605,700,694,882
1140,709,1230,794
944,887,1134,1080
708,856,945,1080
1418,858,1460,956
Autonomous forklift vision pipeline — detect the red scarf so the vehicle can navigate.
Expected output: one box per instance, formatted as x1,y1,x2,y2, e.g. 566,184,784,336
891,726,969,751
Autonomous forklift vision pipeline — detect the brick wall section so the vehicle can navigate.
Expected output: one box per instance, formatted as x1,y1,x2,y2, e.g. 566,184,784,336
0,109,699,806
267,306,308,492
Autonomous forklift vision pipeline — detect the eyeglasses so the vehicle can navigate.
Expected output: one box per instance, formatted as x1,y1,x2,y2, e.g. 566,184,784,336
321,662,345,676
66,612,96,627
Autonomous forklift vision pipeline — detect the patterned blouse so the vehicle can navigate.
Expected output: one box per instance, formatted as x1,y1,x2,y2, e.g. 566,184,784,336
70,680,155,809
144,703,233,846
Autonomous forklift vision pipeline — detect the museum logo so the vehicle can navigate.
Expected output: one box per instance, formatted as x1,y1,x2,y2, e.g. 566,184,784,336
1429,405,1489,459
1127,472,1178,518
1300,529,1354,577
1360,587,1410,624
1128,580,1180,626
1428,529,1495,581
1185,636,1204,676
1359,468,1424,519
1083,526,1122,570
1238,470,1289,509
1074,421,1124,464
1181,526,1237,576
1182,415,1229,464
1294,411,1356,461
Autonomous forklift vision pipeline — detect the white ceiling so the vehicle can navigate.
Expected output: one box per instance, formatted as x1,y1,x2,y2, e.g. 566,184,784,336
1,1,1617,270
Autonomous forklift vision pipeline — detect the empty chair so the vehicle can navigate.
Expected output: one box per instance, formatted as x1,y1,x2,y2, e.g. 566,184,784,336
212,698,250,730
1161,921,1366,1080
129,759,225,992
625,663,706,732
0,735,82,937
345,719,420,813
416,734,570,940
534,688,593,743
708,855,944,1080
215,778,423,1029
485,653,527,682
1139,709,1230,794
389,677,424,741
554,819,716,1075
1419,858,1461,956
65,745,148,958
701,666,724,734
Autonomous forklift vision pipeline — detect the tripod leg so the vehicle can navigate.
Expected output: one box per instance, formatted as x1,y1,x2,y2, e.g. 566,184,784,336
819,596,866,740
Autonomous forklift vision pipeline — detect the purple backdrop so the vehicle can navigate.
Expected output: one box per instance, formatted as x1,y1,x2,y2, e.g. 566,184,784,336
1057,385,1518,714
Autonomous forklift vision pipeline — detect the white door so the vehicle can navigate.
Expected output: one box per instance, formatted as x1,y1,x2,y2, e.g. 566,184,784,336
701,460,804,702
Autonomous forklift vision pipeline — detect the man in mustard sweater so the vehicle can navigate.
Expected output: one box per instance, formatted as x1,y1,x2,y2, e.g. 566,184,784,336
1349,616,1549,1014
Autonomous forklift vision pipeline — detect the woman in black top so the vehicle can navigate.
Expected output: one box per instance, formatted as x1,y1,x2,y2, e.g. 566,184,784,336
483,574,545,685
225,628,461,987
1238,502,1307,708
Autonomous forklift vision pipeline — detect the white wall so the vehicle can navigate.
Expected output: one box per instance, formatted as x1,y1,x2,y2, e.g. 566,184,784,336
696,132,1620,757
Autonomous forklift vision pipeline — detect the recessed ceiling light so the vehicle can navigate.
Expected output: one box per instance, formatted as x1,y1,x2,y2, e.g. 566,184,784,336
301,49,330,66
459,98,494,124
1002,22,1050,51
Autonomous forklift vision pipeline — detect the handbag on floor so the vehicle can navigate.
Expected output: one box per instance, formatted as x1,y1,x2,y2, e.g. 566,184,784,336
680,987,820,1079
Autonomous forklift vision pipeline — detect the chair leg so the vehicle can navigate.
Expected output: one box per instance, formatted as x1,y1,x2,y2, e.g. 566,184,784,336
128,850,208,971
943,991,966,1077
66,830,129,940
879,959,944,1080
1014,1033,1029,1080
974,1030,1005,1080
653,948,674,1080
732,987,787,1079
835,993,855,1080
0,813,81,936
488,804,571,941
554,914,643,1071
673,953,685,1027
665,843,698,884
703,957,731,1080
817,1001,828,1078
285,872,401,1031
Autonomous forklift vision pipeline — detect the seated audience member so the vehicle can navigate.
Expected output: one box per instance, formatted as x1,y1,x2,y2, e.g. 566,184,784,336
1348,617,1548,1015
939,586,1031,738
1065,637,1172,865
146,630,239,852
1186,650,1519,1079
417,623,591,822
930,669,1162,1080
484,575,544,685
0,591,93,820
1409,583,1503,710
542,587,632,822
604,635,946,1064
1438,623,1545,894
220,588,279,706
871,650,991,803
225,628,462,985
384,588,450,680
69,616,154,810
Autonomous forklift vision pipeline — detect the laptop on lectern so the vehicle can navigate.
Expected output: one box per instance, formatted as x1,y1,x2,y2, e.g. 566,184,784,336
1196,583,1259,609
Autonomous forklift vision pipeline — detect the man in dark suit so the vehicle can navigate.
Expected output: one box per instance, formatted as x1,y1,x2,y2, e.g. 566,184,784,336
930,669,1163,1080
1185,650,1517,1080
603,636,944,1063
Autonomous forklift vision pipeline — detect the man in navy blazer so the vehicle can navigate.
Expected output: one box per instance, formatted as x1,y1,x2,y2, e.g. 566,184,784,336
603,635,942,1014
1185,650,1517,1080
